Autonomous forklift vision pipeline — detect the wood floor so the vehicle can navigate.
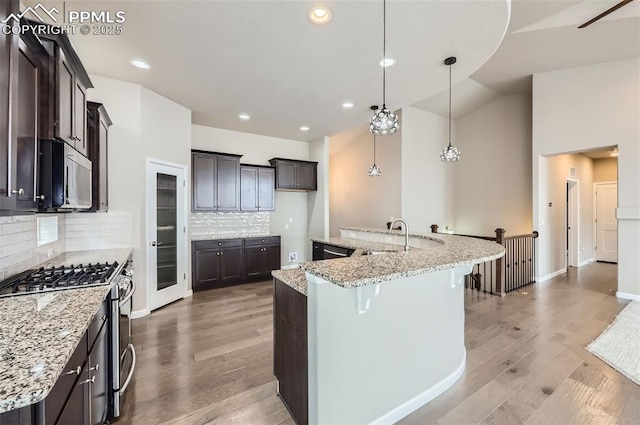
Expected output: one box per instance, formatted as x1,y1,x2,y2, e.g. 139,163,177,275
114,263,640,425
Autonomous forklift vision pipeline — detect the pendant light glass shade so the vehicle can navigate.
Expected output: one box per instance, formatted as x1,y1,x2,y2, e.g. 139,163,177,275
368,133,382,176
370,0,399,136
440,56,461,162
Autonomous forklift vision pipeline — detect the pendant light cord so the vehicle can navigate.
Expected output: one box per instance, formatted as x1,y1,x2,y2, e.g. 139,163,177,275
382,0,386,107
448,60,452,148
373,135,377,164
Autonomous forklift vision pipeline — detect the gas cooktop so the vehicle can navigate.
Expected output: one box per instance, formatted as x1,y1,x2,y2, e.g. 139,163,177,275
0,262,119,297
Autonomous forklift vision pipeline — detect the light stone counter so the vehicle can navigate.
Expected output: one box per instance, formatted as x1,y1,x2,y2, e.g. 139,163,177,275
300,227,504,288
0,285,112,413
272,269,307,296
191,233,280,241
311,237,406,254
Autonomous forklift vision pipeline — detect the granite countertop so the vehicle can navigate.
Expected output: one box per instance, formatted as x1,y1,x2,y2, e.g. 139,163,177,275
272,269,308,296
0,247,131,414
299,227,505,288
191,233,280,241
312,237,406,254
0,284,112,413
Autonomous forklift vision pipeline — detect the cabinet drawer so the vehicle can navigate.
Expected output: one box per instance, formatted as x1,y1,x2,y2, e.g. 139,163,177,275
87,299,108,353
194,239,243,250
45,333,87,425
244,236,281,247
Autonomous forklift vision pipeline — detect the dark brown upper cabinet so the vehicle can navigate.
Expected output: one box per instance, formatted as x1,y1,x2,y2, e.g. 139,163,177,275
0,0,20,211
268,158,318,191
86,102,112,212
191,151,242,212
240,165,275,211
34,20,93,156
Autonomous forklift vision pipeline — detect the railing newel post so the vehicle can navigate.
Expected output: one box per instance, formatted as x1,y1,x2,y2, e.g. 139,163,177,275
495,228,506,296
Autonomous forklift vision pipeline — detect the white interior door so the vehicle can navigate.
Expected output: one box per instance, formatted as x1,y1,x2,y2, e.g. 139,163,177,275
147,160,188,311
595,182,618,263
566,180,579,267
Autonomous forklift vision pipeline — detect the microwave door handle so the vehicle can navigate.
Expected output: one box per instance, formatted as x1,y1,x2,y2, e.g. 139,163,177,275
119,279,136,307
119,344,136,396
65,165,69,204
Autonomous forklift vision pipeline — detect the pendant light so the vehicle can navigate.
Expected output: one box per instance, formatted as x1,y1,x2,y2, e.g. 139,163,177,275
440,56,461,162
369,0,399,137
368,107,383,176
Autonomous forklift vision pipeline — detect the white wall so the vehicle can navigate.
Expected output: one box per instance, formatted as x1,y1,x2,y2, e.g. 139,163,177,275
533,58,640,297
400,107,454,233
329,121,402,236
539,154,594,276
191,125,311,265
453,94,532,236
87,76,192,314
307,136,329,259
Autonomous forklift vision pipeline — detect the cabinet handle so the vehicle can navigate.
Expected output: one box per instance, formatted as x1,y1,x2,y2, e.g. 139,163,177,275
78,376,95,386
65,366,82,376
11,188,24,196
36,194,45,200
220,252,224,255
216,252,220,256
89,364,100,372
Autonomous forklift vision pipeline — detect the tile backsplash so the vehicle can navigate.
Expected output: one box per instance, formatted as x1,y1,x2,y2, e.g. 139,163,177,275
190,211,270,238
65,211,133,251
0,214,66,280
0,210,133,280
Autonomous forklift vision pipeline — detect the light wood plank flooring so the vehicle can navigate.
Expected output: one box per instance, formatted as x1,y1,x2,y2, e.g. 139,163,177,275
114,263,640,425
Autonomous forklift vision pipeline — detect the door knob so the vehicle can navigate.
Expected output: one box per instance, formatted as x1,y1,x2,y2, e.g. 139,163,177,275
151,241,163,247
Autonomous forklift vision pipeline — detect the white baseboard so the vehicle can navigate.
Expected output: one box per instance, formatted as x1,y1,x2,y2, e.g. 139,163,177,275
538,268,567,282
130,308,150,319
183,289,193,298
616,291,640,301
578,258,595,268
369,350,466,425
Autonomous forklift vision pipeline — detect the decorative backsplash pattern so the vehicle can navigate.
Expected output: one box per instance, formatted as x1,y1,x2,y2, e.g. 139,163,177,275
190,212,270,239
0,214,66,281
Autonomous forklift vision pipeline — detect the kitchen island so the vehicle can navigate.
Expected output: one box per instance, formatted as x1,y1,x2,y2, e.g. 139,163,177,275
272,228,504,425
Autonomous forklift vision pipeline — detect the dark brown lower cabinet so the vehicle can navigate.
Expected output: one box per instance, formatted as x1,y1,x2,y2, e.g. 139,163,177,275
274,278,308,425
192,237,281,291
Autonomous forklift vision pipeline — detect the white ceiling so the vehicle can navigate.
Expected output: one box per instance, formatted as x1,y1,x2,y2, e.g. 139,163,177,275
415,0,640,119
25,0,510,141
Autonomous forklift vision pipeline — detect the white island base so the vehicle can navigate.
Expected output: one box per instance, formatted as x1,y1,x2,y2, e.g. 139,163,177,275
306,264,471,425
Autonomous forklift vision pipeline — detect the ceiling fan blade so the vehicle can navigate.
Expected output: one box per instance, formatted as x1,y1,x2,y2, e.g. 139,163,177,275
578,0,635,28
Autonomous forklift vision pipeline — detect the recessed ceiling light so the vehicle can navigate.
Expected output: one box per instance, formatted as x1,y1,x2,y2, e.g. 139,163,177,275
379,57,396,68
342,101,354,109
300,126,310,132
130,59,150,70
238,113,251,121
309,7,332,24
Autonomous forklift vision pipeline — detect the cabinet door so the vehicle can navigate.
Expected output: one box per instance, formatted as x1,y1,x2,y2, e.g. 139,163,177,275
74,82,87,155
98,119,108,211
262,244,281,274
258,168,275,211
55,363,89,425
192,153,217,211
219,247,243,282
277,161,297,189
240,166,258,211
0,0,18,210
56,52,74,145
89,324,108,425
193,247,220,290
216,155,239,211
14,40,39,211
296,163,316,190
244,246,263,279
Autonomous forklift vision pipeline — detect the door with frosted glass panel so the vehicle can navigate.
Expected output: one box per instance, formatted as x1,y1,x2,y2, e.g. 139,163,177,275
148,161,187,311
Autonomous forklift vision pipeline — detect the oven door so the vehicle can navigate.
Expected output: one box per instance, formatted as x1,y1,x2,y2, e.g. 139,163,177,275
112,276,136,418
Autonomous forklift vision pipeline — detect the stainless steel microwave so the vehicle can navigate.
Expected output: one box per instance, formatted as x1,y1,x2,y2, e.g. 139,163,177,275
39,140,92,209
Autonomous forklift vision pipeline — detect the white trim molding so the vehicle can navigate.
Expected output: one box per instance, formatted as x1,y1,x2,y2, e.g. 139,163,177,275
616,291,640,302
538,268,567,282
578,258,595,267
369,350,466,425
131,308,151,319
183,289,193,298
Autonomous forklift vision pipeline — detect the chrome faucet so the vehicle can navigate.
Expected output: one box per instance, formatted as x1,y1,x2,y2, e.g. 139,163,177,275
389,218,410,251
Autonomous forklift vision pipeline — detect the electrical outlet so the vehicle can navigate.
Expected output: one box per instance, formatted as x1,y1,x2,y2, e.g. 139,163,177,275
289,252,298,262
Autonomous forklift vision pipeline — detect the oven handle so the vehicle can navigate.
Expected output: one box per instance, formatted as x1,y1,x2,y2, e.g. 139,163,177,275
119,279,136,307
119,343,136,396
